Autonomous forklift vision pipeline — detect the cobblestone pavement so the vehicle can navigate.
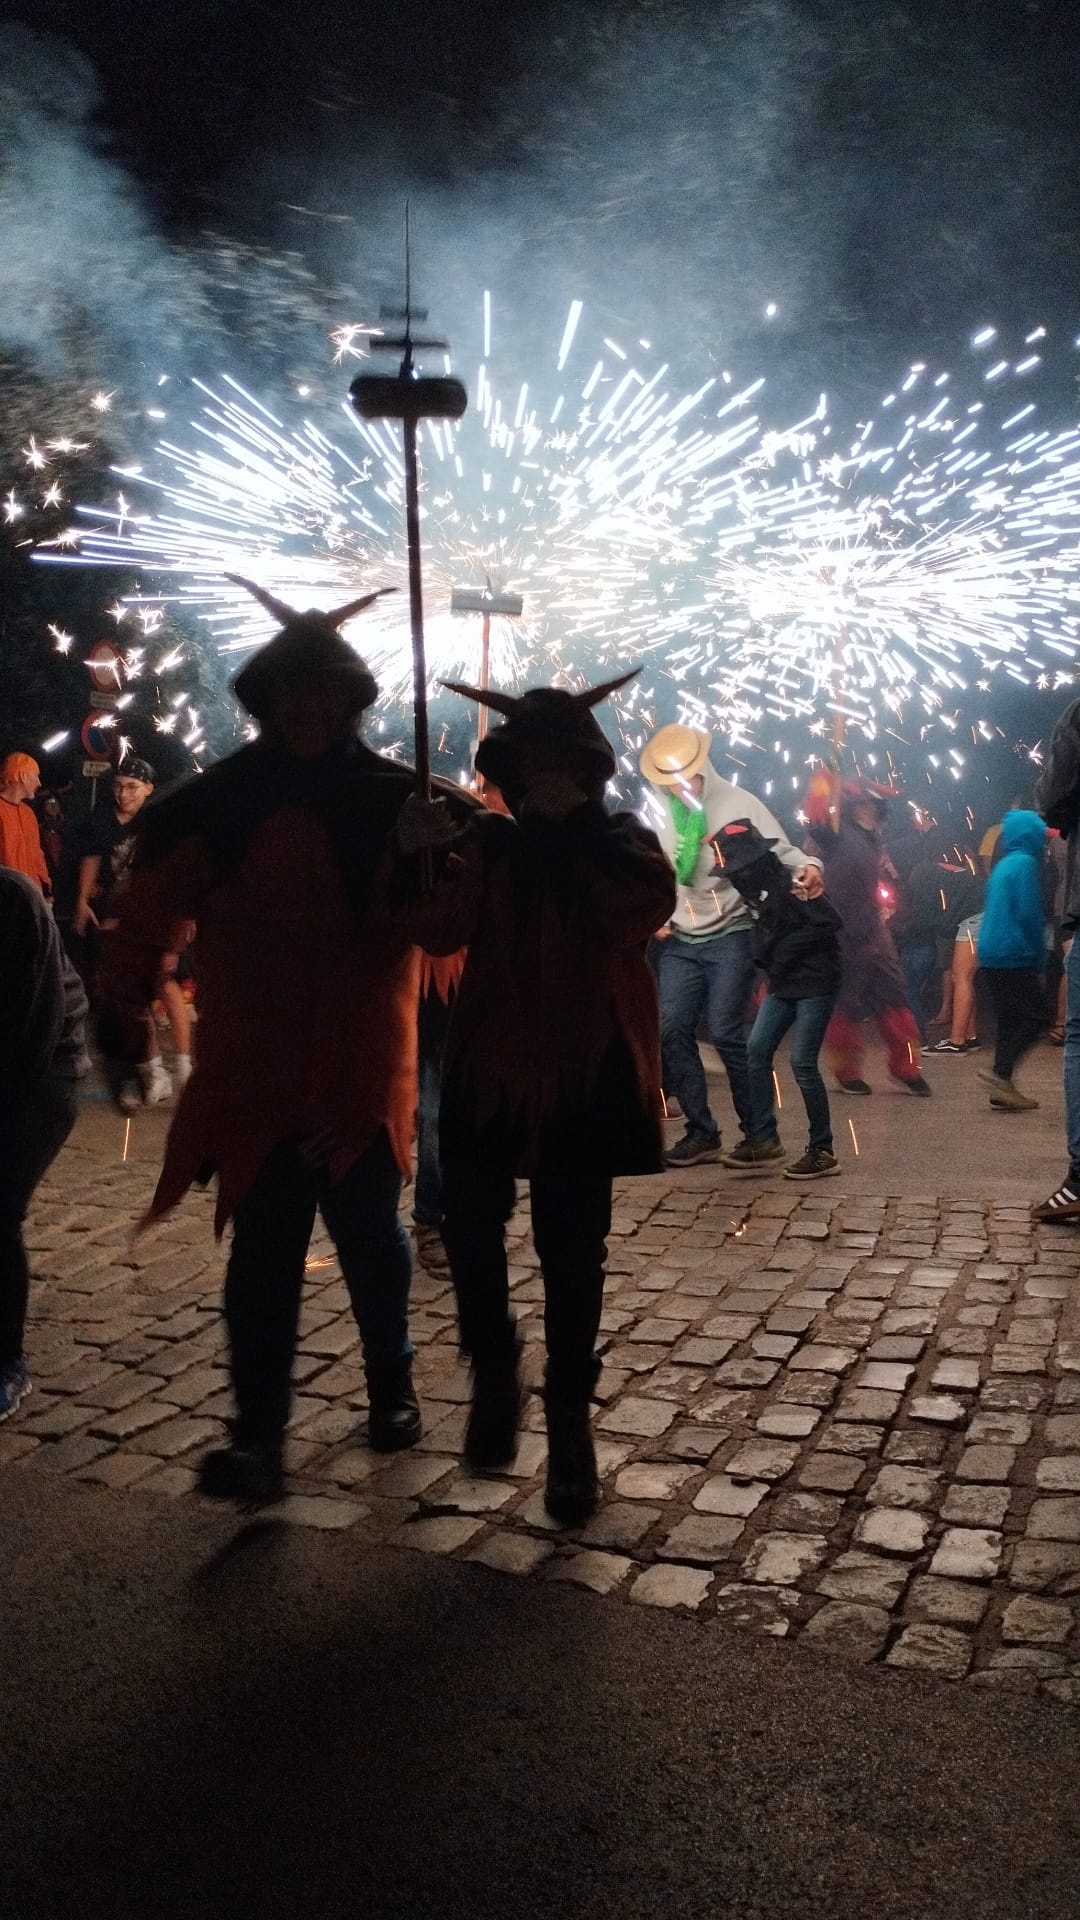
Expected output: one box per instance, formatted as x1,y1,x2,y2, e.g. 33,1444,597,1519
9,1103,1080,1708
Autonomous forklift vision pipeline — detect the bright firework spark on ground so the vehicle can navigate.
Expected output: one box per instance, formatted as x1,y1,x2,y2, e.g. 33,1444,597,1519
18,305,1080,801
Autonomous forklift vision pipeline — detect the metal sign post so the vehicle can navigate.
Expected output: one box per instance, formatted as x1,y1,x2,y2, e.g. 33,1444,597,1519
449,583,524,746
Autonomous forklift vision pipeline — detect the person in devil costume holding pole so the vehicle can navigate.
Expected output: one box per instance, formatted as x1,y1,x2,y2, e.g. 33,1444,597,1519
397,670,676,1524
98,579,453,1503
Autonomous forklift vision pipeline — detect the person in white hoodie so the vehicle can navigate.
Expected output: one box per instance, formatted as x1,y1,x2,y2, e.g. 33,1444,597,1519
640,725,823,1166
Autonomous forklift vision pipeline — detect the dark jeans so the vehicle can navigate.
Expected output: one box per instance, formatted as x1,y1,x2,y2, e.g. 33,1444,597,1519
225,1131,412,1447
899,942,937,1040
441,1158,611,1400
985,968,1047,1079
658,929,756,1141
0,1076,81,1365
413,993,449,1228
747,993,836,1151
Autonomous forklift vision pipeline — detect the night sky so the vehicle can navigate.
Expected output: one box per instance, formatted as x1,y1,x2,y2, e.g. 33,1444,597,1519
2,0,1080,810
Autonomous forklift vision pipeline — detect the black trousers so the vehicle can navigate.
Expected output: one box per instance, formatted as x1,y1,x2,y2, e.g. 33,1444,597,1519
0,1076,81,1365
440,1158,612,1401
985,967,1047,1079
224,1131,412,1447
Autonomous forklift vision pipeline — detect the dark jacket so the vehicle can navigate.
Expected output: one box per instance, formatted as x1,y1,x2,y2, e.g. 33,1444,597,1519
1036,696,1080,935
0,866,89,1109
405,803,676,1177
891,855,950,946
733,859,843,1000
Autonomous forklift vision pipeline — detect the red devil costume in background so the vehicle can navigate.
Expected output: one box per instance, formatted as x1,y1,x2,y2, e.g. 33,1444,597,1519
804,772,930,1098
99,578,449,1501
401,669,675,1524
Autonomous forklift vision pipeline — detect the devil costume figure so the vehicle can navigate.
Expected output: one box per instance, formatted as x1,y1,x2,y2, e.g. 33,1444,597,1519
401,671,676,1523
98,579,444,1502
804,774,931,1098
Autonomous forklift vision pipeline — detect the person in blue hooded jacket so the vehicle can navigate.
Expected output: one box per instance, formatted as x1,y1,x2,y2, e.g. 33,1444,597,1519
976,809,1048,1111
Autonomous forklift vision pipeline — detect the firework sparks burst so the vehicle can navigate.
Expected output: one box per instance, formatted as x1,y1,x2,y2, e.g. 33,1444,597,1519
19,305,1080,789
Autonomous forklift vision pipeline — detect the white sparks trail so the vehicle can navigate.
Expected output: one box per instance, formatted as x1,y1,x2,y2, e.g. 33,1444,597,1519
19,303,1080,784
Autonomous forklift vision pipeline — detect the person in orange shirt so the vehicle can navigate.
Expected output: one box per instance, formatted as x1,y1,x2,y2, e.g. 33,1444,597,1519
0,754,51,894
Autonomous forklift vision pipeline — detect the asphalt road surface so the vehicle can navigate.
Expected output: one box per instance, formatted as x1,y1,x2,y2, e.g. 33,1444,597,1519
2,1470,1078,1920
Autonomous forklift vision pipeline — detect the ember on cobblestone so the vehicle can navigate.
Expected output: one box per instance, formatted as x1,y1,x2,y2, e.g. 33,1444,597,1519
12,1141,1080,1703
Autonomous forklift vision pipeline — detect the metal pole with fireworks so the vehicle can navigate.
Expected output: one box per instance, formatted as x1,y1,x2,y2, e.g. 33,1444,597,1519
348,213,467,800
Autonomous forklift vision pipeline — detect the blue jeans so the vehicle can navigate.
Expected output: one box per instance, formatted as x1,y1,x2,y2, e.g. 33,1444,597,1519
413,1044,443,1226
413,989,451,1226
225,1130,413,1445
658,929,755,1140
899,942,937,1040
747,993,836,1151
1064,938,1080,1174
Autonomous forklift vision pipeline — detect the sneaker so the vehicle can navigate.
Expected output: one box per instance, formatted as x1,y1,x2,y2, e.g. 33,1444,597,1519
960,1038,982,1053
927,1038,966,1054
0,1357,32,1421
784,1147,840,1180
414,1223,451,1275
837,1079,872,1095
174,1053,193,1092
977,1066,1038,1110
1033,1176,1080,1222
991,1084,1039,1112
904,1076,932,1097
720,1137,785,1170
665,1129,721,1167
198,1441,284,1503
140,1060,172,1105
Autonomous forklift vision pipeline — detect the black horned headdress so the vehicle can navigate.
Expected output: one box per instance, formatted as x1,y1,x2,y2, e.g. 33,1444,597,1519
442,669,638,798
227,574,394,720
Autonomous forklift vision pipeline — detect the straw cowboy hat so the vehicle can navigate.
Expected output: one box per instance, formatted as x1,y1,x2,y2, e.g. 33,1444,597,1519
638,722,711,786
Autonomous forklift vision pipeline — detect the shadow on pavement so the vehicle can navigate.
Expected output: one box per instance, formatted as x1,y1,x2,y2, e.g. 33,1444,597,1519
2,1474,1079,1920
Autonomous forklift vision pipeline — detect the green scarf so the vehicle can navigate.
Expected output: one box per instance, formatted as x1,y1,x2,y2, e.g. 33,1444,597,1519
667,789,710,885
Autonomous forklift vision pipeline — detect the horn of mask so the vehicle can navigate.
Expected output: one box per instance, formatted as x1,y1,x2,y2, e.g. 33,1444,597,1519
440,679,521,717
225,573,296,623
326,586,397,626
574,668,640,709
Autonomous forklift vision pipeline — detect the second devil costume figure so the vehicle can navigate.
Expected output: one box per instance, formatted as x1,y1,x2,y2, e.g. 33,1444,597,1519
401,671,675,1523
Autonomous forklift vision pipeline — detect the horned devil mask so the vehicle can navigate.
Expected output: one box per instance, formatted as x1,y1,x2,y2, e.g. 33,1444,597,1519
442,670,639,804
227,574,395,720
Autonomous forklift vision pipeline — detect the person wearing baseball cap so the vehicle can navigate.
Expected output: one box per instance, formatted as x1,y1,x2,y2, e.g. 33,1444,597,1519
639,723,824,1168
0,753,51,894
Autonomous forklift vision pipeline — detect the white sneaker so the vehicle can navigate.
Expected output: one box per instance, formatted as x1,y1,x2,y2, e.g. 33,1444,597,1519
140,1062,173,1105
174,1054,193,1092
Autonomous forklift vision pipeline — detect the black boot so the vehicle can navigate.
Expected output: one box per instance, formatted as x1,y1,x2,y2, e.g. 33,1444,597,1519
198,1435,284,1504
464,1333,524,1475
367,1359,422,1453
543,1392,599,1525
